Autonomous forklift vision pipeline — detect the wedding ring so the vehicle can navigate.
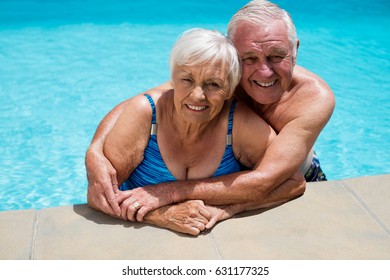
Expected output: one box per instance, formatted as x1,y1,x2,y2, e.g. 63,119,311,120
132,201,141,210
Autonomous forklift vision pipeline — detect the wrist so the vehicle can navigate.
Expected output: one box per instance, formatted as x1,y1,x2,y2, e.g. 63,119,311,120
144,207,169,227
168,182,186,204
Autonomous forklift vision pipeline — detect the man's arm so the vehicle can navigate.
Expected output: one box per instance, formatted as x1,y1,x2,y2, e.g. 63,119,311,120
204,168,305,229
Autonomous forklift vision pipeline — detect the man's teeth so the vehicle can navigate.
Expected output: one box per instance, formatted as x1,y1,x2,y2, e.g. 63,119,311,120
255,80,276,87
187,105,207,111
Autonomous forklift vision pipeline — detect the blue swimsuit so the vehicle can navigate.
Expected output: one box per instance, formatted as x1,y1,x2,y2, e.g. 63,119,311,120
120,94,241,190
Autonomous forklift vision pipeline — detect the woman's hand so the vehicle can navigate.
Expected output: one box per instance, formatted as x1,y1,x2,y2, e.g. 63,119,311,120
86,147,121,217
143,200,212,236
117,184,175,221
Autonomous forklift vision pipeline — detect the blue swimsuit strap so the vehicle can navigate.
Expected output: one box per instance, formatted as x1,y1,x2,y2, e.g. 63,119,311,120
227,100,236,145
144,94,157,124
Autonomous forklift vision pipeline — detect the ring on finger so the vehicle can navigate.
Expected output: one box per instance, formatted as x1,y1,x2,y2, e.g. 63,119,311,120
132,201,141,210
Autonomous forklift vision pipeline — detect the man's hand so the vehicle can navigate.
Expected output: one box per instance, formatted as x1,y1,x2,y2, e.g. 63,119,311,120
204,204,240,230
86,148,121,217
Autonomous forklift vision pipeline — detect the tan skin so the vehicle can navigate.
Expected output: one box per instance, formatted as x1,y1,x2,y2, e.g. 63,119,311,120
100,62,291,235
86,21,334,234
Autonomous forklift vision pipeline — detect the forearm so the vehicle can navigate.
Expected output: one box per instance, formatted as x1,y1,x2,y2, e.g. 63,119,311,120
170,167,305,208
143,206,170,228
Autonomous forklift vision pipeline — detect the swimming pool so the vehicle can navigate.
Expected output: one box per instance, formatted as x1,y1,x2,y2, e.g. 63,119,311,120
1,0,389,211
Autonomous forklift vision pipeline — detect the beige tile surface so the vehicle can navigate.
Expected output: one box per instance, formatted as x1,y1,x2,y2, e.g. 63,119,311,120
32,204,219,260
211,180,390,259
340,175,390,232
0,209,37,259
1,175,389,260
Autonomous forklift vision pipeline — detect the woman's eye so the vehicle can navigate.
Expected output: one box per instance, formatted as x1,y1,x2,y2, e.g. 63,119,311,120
208,82,221,88
182,78,193,83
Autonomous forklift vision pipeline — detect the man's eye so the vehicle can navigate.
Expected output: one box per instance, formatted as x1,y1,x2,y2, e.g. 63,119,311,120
269,55,284,62
242,57,258,65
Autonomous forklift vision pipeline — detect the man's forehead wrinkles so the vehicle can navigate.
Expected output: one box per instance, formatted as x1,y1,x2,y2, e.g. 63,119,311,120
241,40,288,52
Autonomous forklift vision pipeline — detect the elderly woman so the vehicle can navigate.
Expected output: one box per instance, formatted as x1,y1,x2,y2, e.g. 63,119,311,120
93,28,277,235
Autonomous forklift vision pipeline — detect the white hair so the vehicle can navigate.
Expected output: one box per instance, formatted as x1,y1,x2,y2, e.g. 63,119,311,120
227,0,298,58
169,28,241,96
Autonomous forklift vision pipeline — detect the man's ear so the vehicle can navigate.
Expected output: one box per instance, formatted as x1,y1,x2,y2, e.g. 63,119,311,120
293,40,300,65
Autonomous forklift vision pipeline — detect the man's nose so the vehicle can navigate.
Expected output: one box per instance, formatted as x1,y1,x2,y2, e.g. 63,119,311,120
255,61,273,77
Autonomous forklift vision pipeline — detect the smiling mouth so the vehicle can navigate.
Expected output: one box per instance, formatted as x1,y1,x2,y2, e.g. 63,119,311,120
186,104,208,111
253,80,277,87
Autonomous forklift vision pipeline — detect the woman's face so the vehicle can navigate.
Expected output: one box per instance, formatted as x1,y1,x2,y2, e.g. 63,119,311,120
172,62,231,124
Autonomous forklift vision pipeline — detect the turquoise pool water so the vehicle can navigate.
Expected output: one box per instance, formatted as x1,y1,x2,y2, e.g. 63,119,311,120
1,0,389,211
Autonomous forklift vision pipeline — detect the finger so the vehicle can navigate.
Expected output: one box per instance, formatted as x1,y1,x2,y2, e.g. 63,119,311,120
194,220,207,232
120,198,133,220
111,173,119,193
187,206,210,223
126,201,140,222
116,190,134,204
95,195,116,217
194,215,209,225
187,228,201,236
136,206,150,222
205,215,219,230
185,221,206,236
105,188,121,216
198,206,212,220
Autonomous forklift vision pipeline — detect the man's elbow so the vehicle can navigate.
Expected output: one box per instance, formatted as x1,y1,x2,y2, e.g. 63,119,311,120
294,179,306,199
258,171,306,206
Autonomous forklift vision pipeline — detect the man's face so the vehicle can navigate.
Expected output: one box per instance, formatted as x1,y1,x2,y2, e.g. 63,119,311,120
232,20,296,105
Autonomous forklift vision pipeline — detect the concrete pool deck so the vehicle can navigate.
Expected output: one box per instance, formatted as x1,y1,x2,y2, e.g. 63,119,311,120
1,174,389,260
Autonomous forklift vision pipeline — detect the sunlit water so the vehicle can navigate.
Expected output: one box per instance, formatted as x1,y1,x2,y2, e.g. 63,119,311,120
1,0,389,211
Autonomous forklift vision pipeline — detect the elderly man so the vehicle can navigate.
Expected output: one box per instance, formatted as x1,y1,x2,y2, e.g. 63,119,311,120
85,0,335,231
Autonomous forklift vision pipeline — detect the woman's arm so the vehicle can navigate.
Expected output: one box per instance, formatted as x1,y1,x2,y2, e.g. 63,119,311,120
86,82,173,216
103,95,153,185
87,94,153,216
85,100,130,216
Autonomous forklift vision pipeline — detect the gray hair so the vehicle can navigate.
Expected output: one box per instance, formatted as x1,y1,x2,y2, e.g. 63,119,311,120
170,28,241,96
227,0,298,58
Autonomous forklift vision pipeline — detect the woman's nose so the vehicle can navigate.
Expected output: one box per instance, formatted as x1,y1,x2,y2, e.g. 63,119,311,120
191,85,206,100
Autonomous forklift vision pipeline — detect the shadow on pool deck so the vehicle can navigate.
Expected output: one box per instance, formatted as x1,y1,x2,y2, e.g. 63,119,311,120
1,174,389,260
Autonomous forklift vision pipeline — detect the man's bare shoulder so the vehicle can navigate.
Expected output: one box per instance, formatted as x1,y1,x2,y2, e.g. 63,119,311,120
263,66,335,131
287,65,335,127
293,65,334,100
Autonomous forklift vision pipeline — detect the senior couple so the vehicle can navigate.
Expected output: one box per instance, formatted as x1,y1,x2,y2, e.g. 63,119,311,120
85,0,335,235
